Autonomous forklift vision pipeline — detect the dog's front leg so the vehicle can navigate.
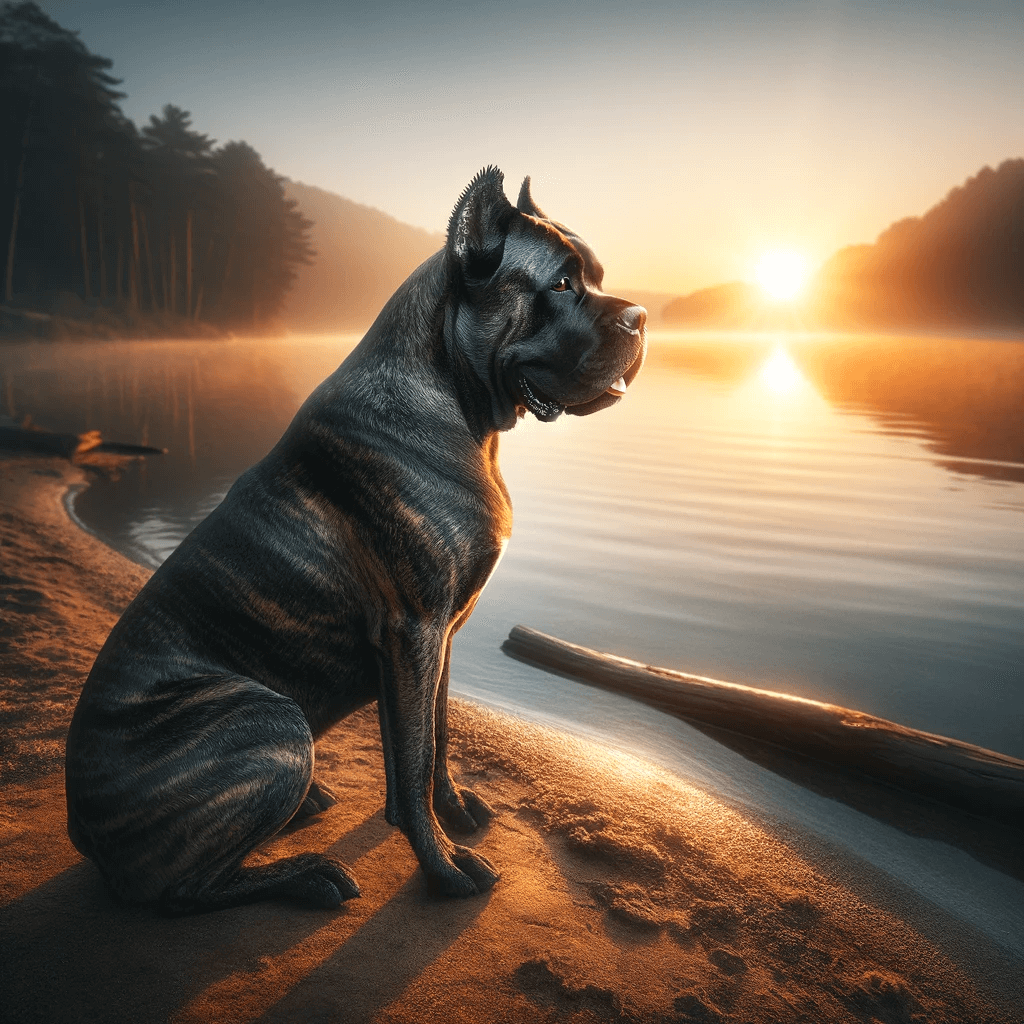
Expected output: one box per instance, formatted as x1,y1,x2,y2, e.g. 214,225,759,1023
375,622,499,897
432,636,494,833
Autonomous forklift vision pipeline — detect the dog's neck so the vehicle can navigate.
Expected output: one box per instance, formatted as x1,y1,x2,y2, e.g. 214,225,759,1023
440,302,519,441
336,251,508,447
359,251,449,362
361,250,518,441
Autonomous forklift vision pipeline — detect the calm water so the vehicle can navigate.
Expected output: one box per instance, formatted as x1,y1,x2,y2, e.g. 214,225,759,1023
3,331,1023,758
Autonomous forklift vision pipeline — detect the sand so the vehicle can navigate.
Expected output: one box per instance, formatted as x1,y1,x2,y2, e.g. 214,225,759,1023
1,453,1021,1024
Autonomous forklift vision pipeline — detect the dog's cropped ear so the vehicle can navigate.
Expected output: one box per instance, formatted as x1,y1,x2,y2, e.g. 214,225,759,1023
516,176,547,219
447,166,516,282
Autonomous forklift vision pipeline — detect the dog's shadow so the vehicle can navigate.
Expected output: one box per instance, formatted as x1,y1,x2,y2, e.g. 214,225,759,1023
1,802,491,1024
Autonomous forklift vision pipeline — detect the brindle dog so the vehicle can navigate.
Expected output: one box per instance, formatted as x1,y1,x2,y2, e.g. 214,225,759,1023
65,168,647,913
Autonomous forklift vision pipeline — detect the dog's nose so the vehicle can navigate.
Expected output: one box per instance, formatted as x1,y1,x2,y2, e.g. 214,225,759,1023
617,305,647,334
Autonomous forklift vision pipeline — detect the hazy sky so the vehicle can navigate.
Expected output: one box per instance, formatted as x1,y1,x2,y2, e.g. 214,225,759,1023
38,0,1024,295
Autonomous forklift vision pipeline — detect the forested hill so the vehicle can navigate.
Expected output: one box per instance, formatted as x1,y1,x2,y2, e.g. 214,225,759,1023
280,182,444,332
812,159,1024,330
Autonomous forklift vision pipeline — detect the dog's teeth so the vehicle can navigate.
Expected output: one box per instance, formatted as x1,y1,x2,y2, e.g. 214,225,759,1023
606,377,627,396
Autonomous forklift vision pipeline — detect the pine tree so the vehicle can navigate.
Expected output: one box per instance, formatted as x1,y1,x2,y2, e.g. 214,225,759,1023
1,1,128,304
140,105,216,317
211,141,313,328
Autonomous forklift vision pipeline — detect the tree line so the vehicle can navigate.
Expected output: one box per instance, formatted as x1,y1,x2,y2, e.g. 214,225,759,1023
1,1,312,330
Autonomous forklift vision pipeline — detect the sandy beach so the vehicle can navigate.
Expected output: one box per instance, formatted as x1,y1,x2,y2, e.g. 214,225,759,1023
1,453,1021,1024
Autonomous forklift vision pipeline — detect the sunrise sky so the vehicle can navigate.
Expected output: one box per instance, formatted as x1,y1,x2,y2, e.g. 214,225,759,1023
38,0,1024,296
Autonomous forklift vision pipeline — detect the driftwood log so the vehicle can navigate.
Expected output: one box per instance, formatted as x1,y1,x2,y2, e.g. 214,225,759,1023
0,422,165,458
502,625,1024,825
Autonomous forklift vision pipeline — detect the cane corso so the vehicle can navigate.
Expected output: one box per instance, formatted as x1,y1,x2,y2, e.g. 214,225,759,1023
65,167,647,913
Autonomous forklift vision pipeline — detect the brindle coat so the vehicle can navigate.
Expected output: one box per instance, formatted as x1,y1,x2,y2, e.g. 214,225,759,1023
65,168,647,913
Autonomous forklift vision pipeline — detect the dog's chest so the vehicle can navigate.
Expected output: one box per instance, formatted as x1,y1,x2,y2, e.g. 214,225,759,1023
437,465,511,613
453,441,511,558
440,498,510,607
477,536,508,595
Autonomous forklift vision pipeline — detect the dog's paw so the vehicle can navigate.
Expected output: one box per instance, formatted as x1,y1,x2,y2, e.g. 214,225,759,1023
434,786,495,834
276,854,361,908
426,850,500,898
451,845,500,893
461,788,494,827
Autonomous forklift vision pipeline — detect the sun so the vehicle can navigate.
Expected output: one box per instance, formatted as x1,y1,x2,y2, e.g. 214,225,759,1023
755,250,809,302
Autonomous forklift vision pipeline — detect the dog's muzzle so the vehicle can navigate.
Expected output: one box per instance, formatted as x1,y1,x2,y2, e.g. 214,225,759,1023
605,305,646,397
518,303,647,420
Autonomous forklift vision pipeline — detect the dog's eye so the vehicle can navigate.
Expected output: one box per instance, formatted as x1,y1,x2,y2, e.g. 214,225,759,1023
551,278,572,293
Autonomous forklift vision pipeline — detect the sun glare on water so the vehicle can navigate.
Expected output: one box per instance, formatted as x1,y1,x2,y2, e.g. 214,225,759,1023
755,250,809,302
759,347,803,395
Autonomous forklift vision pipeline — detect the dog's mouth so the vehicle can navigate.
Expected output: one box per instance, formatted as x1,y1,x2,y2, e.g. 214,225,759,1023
517,336,646,422
518,374,564,422
517,372,631,422
565,345,646,419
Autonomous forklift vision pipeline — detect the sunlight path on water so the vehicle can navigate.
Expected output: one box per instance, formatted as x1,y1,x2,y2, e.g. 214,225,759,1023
461,338,1023,756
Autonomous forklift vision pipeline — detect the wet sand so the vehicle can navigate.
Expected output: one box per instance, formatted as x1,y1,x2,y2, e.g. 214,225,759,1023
1,454,1021,1023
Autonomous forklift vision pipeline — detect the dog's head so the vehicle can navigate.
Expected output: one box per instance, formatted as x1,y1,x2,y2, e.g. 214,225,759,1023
444,166,646,432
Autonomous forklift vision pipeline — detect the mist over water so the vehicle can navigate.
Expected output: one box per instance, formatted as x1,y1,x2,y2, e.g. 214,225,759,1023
3,331,1022,758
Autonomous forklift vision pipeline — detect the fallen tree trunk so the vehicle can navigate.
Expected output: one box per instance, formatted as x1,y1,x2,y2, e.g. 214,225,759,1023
0,425,99,458
502,624,1024,824
0,424,165,458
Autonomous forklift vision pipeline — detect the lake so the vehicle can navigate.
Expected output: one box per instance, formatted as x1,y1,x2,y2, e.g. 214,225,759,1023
2,331,1022,759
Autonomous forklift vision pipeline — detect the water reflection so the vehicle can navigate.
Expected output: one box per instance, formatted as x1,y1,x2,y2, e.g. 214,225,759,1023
791,334,1024,484
758,346,805,395
1,331,1021,755
2,336,361,566
9,332,1016,488
642,332,1024,484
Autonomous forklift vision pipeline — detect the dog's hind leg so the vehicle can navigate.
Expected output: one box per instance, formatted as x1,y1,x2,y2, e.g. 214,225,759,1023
432,638,494,834
160,850,360,915
66,674,359,914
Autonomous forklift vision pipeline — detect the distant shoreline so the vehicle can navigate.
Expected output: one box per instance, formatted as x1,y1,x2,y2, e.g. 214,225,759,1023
0,302,234,343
